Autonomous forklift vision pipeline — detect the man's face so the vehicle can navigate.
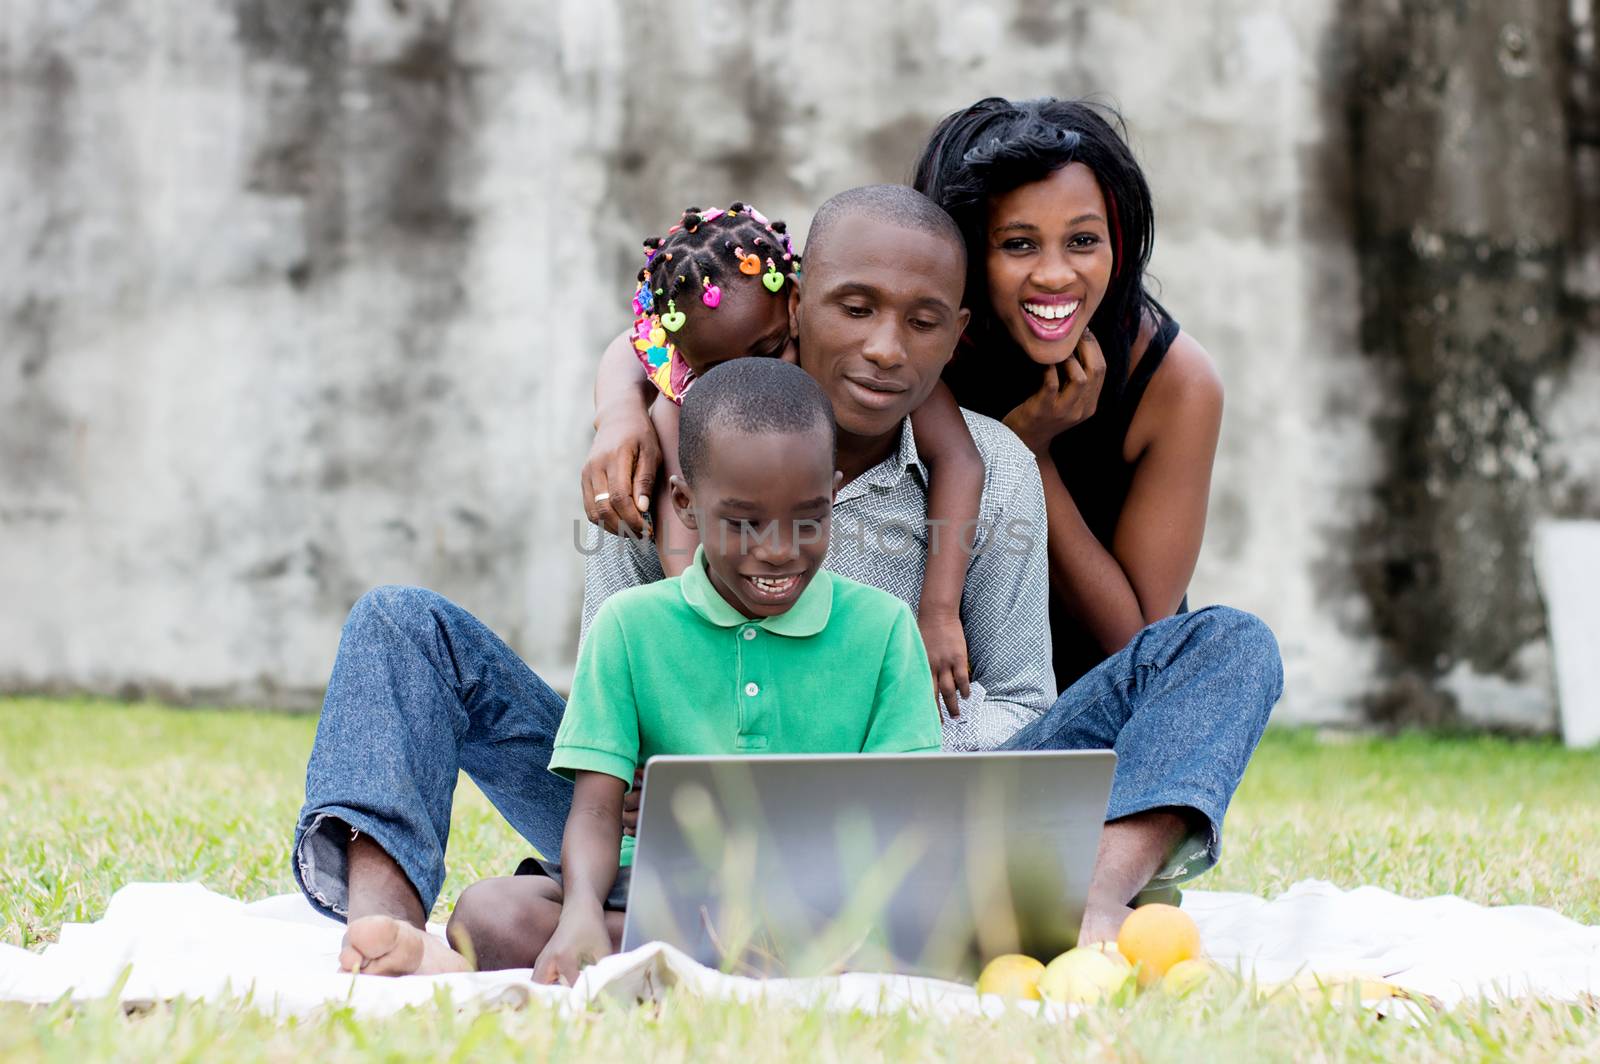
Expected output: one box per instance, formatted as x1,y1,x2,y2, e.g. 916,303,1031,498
669,424,840,619
789,217,970,440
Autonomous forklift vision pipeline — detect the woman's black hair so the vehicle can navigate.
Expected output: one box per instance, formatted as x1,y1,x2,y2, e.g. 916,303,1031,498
911,96,1169,412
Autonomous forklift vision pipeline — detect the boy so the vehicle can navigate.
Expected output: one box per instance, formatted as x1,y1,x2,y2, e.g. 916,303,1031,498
341,357,942,980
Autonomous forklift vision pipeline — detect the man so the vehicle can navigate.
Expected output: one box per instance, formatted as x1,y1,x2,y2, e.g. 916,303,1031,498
292,186,1279,967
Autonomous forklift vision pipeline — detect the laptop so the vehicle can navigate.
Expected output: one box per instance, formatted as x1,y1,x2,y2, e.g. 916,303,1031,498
620,750,1115,980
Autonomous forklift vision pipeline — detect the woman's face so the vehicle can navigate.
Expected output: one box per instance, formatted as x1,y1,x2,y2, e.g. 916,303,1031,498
984,162,1115,365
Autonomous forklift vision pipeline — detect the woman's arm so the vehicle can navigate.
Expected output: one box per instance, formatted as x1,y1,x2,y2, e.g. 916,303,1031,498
648,400,699,578
582,330,662,537
907,380,983,715
531,770,627,985
1036,329,1222,655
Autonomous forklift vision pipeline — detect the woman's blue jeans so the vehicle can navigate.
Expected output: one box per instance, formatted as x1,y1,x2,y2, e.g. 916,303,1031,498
292,587,1281,920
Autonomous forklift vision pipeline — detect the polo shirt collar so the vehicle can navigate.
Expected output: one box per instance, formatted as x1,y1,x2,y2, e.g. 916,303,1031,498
678,546,833,637
839,417,928,503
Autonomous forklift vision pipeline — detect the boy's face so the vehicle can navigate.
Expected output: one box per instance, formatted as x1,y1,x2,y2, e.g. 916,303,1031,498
673,277,793,378
788,216,969,441
669,423,841,619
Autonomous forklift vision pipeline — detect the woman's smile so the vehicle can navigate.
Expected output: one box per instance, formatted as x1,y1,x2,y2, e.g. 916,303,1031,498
1021,294,1082,341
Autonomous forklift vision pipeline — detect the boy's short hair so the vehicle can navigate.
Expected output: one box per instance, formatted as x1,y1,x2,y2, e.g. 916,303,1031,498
678,359,836,482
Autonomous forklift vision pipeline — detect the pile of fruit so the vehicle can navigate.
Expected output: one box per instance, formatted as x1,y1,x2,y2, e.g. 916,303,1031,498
974,903,1215,1005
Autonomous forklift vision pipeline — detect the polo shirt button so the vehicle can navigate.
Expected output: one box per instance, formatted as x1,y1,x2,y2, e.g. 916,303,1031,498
745,682,760,697
742,628,757,640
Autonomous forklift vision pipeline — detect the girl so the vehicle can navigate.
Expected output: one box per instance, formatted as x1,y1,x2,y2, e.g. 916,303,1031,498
584,201,983,713
913,97,1224,690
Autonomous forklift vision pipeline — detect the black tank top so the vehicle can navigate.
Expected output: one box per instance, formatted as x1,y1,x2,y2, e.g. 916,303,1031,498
944,313,1184,693
1045,314,1183,690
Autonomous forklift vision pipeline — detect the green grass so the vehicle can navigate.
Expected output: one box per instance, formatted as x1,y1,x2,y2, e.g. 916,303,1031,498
4,696,1600,1061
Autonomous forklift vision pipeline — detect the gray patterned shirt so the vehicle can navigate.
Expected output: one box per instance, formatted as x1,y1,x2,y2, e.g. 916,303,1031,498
579,410,1056,752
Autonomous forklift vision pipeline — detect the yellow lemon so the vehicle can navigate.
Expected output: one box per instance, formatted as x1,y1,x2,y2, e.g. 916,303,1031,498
1162,957,1222,997
1116,904,1202,987
975,954,1045,1000
1280,971,1406,1001
1038,947,1133,1005
1081,939,1132,967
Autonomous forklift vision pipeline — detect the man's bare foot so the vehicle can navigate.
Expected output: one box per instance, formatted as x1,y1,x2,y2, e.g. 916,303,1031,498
1078,900,1135,946
340,914,472,976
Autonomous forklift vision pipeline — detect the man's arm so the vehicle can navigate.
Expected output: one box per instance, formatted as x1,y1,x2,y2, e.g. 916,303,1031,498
532,771,626,985
940,420,1055,751
579,524,666,647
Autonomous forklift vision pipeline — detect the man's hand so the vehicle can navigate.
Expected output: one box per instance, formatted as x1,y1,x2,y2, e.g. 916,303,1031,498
621,768,644,836
918,610,970,719
581,405,662,537
532,903,613,986
1001,331,1106,456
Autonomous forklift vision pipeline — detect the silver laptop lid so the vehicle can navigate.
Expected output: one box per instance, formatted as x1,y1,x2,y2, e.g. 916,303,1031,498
621,750,1115,980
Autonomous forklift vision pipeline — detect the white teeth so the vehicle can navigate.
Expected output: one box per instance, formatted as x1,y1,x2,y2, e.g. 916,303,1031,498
1024,301,1079,321
750,576,797,593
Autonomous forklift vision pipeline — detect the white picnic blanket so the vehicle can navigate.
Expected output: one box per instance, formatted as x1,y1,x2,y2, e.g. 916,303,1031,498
1,880,1597,1017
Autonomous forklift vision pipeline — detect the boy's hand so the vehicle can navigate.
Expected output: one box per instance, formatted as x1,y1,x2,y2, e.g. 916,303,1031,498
532,904,613,986
582,406,661,537
621,768,644,836
918,610,971,719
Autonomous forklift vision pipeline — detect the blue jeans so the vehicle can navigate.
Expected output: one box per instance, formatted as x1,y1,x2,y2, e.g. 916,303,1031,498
1002,605,1281,895
293,589,1279,920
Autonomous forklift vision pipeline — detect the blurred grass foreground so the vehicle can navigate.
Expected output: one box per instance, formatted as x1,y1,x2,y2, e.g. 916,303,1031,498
5,697,1600,1060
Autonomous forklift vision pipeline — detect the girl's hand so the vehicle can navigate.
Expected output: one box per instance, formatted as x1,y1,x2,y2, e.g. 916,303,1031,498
532,905,613,986
581,406,662,537
1001,330,1107,455
918,609,971,719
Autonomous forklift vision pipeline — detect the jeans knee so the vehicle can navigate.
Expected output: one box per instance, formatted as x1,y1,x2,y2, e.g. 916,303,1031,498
1201,606,1284,703
348,585,446,636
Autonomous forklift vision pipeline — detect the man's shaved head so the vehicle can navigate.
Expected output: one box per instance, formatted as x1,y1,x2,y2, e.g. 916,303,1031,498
803,184,966,276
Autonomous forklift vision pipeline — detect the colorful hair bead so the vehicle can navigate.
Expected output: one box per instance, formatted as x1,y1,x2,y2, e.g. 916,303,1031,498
660,300,686,332
761,258,784,293
702,277,722,308
737,250,761,275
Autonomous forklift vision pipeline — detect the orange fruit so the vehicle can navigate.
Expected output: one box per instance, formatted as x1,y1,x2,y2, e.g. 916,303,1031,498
975,954,1046,1000
1116,903,1202,987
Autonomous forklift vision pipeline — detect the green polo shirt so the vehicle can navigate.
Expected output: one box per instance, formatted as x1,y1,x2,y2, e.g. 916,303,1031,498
550,547,942,866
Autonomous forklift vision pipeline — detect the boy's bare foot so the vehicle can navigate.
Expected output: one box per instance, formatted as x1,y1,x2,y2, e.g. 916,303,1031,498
340,915,472,976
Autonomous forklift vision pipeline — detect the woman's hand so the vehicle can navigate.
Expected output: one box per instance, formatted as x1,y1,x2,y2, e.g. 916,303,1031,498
1001,331,1107,455
532,903,613,986
581,405,662,537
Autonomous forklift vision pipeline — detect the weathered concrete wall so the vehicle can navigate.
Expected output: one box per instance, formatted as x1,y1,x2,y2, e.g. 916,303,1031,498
2,0,1596,725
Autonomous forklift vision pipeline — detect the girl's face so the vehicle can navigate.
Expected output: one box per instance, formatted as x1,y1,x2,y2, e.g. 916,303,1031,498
983,162,1115,365
673,275,793,378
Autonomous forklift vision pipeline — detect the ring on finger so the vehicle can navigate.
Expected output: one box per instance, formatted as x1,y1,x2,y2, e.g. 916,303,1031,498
593,491,611,504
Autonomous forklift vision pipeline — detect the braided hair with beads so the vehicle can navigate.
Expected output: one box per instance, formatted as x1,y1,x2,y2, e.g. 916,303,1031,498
631,201,799,404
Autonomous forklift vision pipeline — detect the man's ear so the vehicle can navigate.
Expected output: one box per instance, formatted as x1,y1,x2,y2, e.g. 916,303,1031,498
787,280,802,341
830,469,844,502
943,307,972,368
668,474,698,530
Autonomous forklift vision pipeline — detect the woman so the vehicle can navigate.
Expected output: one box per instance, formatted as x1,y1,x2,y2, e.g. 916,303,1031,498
913,96,1223,690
